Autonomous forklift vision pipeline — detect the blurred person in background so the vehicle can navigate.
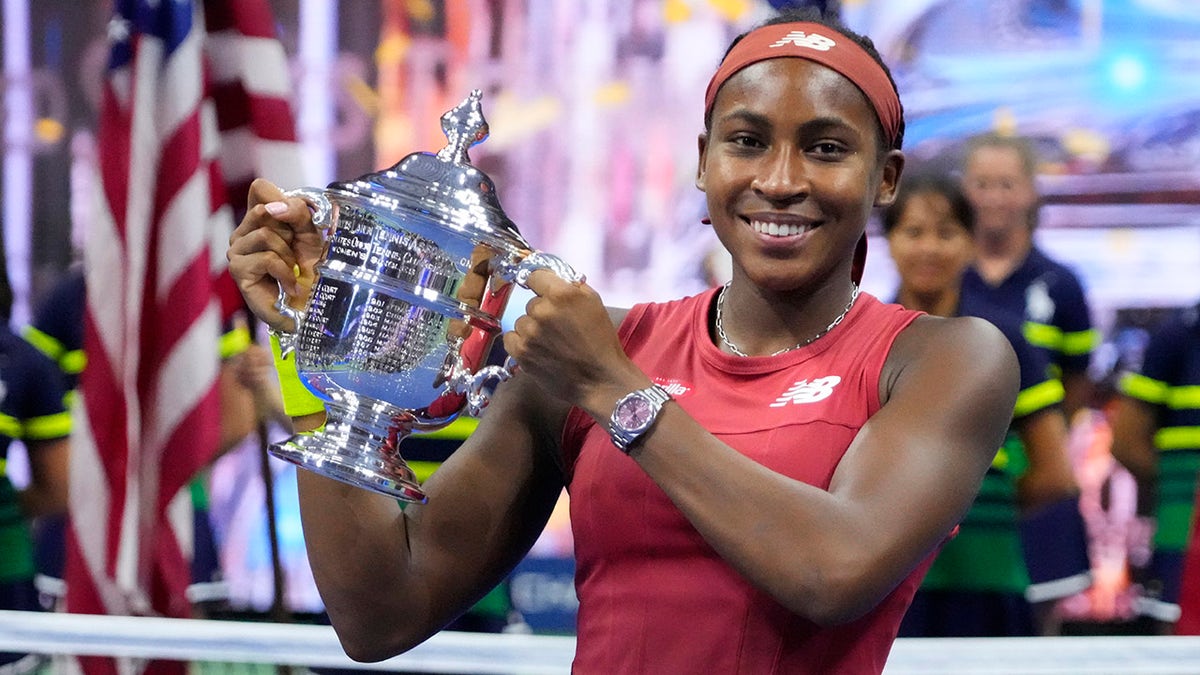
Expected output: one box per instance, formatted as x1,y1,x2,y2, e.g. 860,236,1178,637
0,245,71,673
24,126,291,614
958,133,1099,634
1110,299,1200,633
883,174,1090,636
959,133,1098,423
22,264,280,616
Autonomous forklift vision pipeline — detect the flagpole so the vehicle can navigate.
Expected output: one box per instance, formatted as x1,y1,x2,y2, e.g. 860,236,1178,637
253,343,289,625
2,0,33,327
246,315,293,673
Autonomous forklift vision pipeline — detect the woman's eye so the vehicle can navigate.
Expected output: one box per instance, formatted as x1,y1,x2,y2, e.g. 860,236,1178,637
811,141,845,155
730,134,763,148
939,227,964,241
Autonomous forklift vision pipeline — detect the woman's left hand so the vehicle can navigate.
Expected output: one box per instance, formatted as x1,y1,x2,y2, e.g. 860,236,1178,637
503,269,646,413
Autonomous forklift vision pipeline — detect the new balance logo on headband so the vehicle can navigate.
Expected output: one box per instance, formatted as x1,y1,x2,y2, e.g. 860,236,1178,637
770,376,842,407
769,31,836,52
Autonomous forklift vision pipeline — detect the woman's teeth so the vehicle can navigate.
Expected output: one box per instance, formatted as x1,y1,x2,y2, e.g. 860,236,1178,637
750,220,812,237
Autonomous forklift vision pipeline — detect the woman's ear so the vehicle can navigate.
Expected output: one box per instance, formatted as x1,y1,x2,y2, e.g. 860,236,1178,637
695,132,709,191
873,149,906,207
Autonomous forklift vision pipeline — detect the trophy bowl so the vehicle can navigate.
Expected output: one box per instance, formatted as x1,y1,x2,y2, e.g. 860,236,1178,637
269,90,581,503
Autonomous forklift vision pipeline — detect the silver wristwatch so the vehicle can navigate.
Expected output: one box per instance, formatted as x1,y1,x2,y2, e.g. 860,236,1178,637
608,384,672,453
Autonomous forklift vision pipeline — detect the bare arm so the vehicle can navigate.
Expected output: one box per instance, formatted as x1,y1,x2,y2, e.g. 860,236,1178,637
1060,369,1093,425
1013,407,1079,512
217,355,260,455
296,374,565,661
1109,395,1159,484
506,273,1019,626
630,316,1016,624
19,437,69,517
226,342,291,429
227,181,565,661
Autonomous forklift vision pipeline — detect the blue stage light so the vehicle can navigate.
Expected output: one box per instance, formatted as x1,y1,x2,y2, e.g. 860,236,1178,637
1108,53,1147,92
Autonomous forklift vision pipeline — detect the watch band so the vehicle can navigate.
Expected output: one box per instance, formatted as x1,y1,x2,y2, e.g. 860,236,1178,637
608,384,672,453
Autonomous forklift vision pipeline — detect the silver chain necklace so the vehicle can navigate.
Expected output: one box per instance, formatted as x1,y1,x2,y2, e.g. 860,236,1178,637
714,282,861,357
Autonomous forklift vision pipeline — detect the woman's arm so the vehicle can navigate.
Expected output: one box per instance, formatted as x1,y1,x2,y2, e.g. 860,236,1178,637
635,315,1016,624
1013,407,1079,511
19,436,69,518
227,182,566,662
296,373,566,661
507,274,1019,626
1109,395,1159,484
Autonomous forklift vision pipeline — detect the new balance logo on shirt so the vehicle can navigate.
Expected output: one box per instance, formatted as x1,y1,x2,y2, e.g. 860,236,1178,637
770,376,842,407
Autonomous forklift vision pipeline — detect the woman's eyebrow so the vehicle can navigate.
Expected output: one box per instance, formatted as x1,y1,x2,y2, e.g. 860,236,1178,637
717,109,857,135
716,108,772,129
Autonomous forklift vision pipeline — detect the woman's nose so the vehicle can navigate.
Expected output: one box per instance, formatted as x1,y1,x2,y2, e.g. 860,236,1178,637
751,148,808,200
916,236,943,256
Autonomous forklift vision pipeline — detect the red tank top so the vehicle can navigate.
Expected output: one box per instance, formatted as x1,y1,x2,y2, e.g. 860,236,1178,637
562,289,927,674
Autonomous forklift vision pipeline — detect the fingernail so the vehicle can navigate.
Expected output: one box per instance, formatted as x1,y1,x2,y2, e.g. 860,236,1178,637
293,264,301,279
264,201,288,216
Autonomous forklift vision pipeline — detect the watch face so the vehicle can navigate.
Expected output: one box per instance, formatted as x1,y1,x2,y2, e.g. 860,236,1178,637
616,396,654,430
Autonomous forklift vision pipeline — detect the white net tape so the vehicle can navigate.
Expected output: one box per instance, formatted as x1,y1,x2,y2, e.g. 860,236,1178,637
0,610,572,674
3,610,1200,673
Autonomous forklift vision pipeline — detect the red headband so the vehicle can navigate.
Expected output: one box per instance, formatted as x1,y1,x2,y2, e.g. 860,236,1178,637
704,22,901,148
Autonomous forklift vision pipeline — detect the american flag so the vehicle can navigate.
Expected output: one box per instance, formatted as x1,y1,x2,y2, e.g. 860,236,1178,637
65,0,302,672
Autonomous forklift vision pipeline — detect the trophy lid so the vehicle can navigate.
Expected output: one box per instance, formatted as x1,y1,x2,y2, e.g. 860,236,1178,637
327,90,528,249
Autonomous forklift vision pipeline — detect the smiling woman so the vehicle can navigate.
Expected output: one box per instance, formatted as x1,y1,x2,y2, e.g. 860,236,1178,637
881,174,976,317
226,7,1021,674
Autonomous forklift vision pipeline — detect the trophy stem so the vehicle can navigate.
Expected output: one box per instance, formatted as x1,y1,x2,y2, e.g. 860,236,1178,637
269,397,430,503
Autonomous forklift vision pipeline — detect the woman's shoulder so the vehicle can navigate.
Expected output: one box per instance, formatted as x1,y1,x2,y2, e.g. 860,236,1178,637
877,313,1019,412
905,311,1011,344
893,313,1016,371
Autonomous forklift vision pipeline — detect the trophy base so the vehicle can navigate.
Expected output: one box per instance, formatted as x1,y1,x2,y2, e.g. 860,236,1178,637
269,398,435,503
271,435,428,503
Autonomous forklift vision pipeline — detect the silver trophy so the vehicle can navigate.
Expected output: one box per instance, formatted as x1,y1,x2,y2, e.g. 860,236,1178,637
269,90,582,503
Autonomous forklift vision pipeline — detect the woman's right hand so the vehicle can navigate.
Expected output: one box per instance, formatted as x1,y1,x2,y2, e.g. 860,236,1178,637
227,178,326,331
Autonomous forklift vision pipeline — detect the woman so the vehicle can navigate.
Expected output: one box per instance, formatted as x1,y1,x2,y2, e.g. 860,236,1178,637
0,261,71,674
959,133,1097,421
227,10,1018,673
1110,299,1200,633
883,174,1087,636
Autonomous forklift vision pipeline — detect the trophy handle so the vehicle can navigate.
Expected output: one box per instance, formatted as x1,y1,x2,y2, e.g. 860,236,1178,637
497,251,586,287
459,356,519,416
454,251,585,415
270,188,336,357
